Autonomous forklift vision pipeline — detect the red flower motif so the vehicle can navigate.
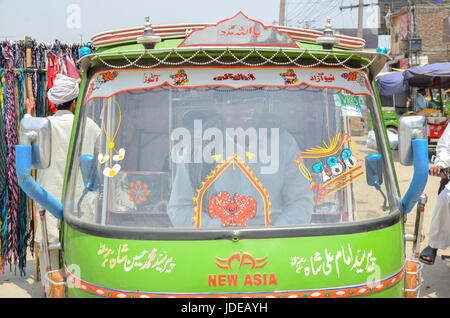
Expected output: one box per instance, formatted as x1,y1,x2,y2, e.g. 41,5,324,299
127,180,150,205
208,191,257,227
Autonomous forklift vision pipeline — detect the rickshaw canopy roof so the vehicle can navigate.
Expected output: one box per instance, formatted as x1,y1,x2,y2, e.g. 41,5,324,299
81,12,391,78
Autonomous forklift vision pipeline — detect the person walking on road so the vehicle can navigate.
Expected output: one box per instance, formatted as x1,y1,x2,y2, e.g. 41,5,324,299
24,74,100,290
419,123,450,265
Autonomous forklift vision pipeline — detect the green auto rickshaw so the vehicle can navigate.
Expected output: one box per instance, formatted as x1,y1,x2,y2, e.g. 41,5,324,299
17,12,429,298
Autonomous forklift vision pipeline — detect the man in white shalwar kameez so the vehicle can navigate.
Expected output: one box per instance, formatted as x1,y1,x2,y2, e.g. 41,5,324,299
419,123,450,265
24,74,100,289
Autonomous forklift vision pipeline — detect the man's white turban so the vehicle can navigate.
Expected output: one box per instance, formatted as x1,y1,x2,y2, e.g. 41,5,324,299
47,74,79,106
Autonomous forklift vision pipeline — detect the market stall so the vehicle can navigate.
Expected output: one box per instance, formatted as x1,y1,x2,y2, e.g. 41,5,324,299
376,63,450,152
0,38,89,276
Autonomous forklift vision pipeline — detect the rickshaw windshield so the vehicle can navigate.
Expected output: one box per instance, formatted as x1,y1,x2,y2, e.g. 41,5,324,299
65,67,399,229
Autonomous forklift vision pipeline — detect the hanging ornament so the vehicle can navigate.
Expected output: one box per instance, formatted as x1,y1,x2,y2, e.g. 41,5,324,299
79,46,91,57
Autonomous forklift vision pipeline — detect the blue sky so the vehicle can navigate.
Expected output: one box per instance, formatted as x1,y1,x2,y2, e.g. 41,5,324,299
0,0,379,43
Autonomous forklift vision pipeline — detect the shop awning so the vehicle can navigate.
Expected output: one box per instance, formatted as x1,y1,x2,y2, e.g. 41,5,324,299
376,70,408,96
376,62,450,96
404,62,450,89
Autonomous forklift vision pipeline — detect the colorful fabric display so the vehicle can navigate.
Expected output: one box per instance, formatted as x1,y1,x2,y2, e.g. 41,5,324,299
0,39,88,276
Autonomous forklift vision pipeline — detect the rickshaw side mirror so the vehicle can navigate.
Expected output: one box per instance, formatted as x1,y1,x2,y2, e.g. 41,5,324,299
18,117,52,169
398,115,427,166
16,117,63,219
79,154,100,191
365,153,389,211
365,154,383,188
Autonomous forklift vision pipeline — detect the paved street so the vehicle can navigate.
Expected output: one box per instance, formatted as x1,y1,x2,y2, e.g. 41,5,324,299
0,146,448,298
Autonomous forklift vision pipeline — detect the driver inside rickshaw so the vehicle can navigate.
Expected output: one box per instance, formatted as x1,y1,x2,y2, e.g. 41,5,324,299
167,88,314,228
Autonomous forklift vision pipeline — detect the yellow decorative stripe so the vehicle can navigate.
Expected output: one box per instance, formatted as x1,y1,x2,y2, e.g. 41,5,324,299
294,132,364,203
296,132,348,159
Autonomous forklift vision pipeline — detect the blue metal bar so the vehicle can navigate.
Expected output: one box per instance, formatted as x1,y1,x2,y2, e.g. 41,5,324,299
15,145,63,219
401,139,429,214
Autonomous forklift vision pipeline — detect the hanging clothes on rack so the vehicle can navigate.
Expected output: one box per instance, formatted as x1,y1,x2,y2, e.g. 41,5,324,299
2,43,21,273
0,69,8,272
46,42,82,115
46,51,59,115
32,43,48,118
15,69,28,275
62,53,81,84
0,38,89,276
0,96,7,231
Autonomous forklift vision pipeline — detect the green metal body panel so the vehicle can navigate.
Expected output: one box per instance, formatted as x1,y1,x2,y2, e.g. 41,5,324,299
382,110,399,128
366,109,399,132
63,218,405,298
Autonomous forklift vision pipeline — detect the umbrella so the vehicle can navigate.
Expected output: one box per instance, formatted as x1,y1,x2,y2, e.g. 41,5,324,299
404,62,450,89
376,62,450,96
375,71,408,96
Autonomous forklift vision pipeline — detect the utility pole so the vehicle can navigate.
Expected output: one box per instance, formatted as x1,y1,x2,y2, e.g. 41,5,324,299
408,0,414,65
279,0,286,26
357,0,364,38
304,20,315,29
408,1,414,37
340,1,378,38
407,0,422,66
